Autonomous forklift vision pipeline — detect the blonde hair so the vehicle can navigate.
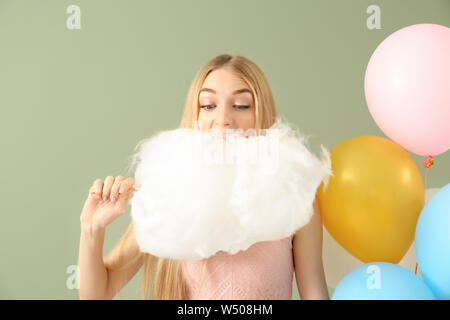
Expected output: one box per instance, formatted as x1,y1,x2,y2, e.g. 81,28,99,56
109,54,277,300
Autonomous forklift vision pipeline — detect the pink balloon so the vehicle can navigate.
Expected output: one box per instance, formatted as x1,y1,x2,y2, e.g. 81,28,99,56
364,24,450,157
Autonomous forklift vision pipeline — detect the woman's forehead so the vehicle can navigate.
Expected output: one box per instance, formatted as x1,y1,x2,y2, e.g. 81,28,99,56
201,69,251,94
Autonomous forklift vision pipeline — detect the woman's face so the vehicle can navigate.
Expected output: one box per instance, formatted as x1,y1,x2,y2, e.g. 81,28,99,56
197,68,256,133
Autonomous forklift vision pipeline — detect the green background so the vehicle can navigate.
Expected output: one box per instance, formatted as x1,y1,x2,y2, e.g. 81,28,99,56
0,0,448,299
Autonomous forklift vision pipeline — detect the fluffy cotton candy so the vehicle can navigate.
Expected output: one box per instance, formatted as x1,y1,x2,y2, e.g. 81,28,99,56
127,117,333,261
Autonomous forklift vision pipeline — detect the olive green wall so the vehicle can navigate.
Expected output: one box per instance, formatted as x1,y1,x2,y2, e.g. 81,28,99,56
0,0,448,299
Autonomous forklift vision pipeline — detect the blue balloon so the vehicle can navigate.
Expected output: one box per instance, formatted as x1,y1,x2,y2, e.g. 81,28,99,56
415,183,450,300
332,262,435,300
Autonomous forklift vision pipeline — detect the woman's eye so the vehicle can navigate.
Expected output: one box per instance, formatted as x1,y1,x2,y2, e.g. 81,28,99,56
200,105,215,110
200,105,249,110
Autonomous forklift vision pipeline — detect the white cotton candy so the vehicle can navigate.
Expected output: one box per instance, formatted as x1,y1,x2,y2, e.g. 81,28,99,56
127,117,333,261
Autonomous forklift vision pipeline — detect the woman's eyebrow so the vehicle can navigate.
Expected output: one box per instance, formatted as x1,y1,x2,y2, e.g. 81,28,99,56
199,88,252,95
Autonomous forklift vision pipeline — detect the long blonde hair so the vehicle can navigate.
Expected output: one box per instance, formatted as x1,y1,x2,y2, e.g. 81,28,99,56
109,53,277,299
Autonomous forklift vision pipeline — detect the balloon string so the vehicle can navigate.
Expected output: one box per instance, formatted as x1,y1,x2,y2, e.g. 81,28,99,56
415,157,433,276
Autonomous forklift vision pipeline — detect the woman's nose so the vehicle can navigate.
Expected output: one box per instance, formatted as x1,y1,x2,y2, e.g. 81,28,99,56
214,107,232,129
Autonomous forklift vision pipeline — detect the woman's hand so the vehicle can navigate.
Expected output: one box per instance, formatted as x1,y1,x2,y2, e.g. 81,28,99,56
80,176,135,231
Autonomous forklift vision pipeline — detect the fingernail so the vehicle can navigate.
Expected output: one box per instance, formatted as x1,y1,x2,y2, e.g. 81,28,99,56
110,195,115,202
103,195,108,201
119,185,125,194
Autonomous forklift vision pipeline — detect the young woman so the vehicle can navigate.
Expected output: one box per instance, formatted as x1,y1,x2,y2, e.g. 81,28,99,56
78,54,329,300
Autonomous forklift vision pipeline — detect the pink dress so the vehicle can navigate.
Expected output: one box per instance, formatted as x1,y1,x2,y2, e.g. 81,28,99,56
181,235,295,300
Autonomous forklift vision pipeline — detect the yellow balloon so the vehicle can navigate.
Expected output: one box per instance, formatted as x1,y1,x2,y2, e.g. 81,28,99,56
316,136,425,264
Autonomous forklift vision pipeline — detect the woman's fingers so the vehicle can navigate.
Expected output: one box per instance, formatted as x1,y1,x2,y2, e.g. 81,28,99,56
116,178,135,208
82,176,137,228
110,176,125,203
102,176,115,201
88,179,103,198
120,178,135,194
